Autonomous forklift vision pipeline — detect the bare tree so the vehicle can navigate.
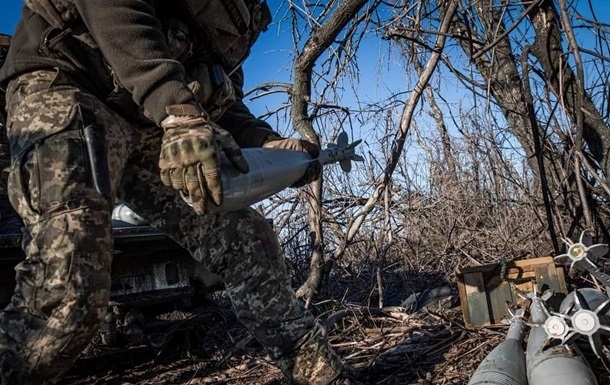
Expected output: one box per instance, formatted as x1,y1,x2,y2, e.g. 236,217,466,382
248,0,610,304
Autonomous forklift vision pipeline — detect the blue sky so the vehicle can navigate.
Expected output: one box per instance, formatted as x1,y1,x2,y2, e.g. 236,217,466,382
0,1,21,35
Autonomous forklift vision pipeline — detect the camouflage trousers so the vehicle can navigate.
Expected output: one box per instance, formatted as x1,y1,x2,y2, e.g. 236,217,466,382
0,70,342,385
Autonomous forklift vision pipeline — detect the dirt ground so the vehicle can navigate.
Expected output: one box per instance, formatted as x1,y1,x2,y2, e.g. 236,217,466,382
54,292,610,385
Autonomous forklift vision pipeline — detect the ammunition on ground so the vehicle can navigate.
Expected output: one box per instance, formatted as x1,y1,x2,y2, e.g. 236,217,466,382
545,288,610,371
467,310,527,385
527,292,599,385
183,132,363,211
559,288,609,315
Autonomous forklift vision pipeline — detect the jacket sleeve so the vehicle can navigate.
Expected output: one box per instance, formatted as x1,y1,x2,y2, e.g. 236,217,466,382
216,67,278,148
73,0,198,125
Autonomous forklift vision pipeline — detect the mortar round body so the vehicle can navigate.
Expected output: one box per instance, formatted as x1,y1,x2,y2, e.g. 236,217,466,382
219,147,312,211
467,340,527,385
527,355,598,385
526,301,598,385
559,288,609,314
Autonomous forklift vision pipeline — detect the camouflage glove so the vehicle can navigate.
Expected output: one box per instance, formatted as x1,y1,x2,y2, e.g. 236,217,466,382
263,135,321,187
159,104,249,215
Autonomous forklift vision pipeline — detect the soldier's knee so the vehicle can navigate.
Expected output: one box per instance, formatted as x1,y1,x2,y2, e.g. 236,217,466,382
194,208,283,275
232,208,282,262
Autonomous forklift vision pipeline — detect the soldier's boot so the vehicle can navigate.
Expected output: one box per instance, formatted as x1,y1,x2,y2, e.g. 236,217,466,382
275,323,343,385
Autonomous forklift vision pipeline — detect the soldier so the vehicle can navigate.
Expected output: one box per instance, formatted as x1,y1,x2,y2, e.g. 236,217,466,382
0,1,354,384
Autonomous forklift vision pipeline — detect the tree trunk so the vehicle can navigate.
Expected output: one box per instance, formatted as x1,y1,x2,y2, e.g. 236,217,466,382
291,0,370,304
447,1,564,246
528,0,610,177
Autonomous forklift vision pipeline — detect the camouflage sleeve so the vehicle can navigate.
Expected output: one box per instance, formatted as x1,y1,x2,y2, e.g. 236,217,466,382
73,0,198,125
216,67,279,148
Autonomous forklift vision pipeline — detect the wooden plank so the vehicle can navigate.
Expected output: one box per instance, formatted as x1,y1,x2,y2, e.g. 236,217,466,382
456,271,471,327
535,263,559,293
555,267,568,293
463,272,489,327
457,264,497,275
487,276,513,323
512,256,554,270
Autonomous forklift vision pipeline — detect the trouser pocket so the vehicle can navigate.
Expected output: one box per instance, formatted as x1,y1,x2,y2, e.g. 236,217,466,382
7,112,110,222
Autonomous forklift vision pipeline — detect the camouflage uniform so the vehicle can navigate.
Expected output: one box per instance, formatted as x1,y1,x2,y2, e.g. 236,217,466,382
0,34,17,234
0,67,342,384
0,113,12,234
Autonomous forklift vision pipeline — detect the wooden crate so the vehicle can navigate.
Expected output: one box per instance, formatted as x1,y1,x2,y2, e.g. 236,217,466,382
456,257,567,328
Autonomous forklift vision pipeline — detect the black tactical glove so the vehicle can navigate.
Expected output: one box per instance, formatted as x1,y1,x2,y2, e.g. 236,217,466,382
263,135,321,187
159,104,249,215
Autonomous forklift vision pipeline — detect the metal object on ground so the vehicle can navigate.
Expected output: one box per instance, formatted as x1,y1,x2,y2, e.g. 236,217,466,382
547,230,610,371
527,288,599,385
456,257,567,328
467,310,527,385
542,288,610,372
182,132,363,211
555,231,609,272
400,285,452,312
554,231,610,292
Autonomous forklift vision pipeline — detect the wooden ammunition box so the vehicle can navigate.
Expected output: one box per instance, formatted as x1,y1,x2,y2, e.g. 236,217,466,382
456,257,567,328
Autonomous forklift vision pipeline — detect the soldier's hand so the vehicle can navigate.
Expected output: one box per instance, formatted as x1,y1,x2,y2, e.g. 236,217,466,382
263,135,321,187
159,104,249,215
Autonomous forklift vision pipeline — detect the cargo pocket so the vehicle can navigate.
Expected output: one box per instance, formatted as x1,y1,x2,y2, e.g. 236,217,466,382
8,115,91,220
6,70,79,157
